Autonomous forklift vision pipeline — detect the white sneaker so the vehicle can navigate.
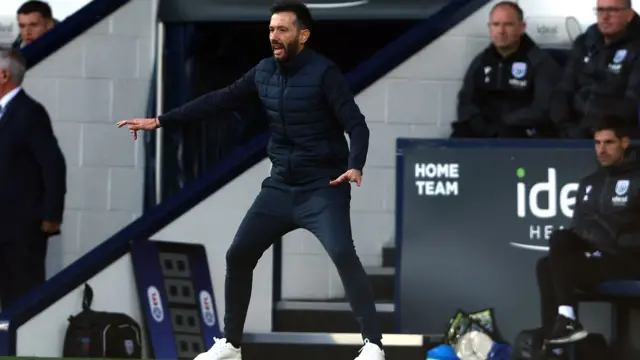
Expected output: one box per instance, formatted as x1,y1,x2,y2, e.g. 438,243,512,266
354,339,385,360
194,338,242,360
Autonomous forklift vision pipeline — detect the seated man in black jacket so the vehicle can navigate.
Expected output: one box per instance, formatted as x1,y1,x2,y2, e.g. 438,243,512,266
451,1,560,138
536,116,640,352
550,0,640,138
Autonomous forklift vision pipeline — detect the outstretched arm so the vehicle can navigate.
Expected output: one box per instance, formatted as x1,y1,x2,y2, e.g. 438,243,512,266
158,67,259,127
117,67,258,138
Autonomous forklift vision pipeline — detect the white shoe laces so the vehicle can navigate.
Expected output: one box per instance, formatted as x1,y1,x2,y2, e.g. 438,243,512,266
209,337,229,354
356,339,382,358
358,339,371,354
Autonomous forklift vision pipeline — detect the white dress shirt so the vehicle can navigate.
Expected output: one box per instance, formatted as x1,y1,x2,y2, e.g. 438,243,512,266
0,87,22,119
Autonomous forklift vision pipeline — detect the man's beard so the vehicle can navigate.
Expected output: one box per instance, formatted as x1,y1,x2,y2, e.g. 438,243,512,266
273,41,301,62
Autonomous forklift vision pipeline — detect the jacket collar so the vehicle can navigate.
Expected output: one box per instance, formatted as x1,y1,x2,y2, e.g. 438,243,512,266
602,150,640,175
277,46,313,75
0,87,22,112
486,33,536,61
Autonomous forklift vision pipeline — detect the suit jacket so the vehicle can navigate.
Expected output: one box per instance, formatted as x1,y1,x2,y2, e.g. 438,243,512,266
0,90,66,236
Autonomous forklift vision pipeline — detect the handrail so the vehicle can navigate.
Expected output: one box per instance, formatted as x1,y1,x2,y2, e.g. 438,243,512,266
0,0,493,355
20,0,131,68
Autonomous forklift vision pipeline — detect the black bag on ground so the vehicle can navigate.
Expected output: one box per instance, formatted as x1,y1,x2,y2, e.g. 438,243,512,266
514,329,609,360
62,283,142,358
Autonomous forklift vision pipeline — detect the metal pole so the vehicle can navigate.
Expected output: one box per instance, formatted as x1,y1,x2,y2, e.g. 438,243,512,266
155,21,165,205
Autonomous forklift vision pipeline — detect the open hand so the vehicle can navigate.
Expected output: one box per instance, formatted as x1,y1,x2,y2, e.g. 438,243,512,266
116,118,160,140
329,169,362,187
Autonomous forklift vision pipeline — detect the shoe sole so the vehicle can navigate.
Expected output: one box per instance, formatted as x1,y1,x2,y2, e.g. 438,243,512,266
547,330,588,344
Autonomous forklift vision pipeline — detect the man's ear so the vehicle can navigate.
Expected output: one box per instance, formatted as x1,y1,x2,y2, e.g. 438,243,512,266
622,136,631,150
300,29,310,44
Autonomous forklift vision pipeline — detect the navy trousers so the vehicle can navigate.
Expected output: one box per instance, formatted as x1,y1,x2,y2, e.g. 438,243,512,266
223,180,382,344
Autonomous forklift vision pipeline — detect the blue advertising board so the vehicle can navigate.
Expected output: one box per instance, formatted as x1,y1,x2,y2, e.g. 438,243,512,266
131,241,221,360
395,139,602,341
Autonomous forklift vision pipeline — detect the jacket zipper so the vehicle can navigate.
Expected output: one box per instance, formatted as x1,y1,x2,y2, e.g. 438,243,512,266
599,175,609,214
583,49,599,120
498,62,506,116
280,76,293,179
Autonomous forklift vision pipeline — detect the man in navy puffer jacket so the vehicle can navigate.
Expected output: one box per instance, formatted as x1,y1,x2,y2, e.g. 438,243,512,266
118,2,384,360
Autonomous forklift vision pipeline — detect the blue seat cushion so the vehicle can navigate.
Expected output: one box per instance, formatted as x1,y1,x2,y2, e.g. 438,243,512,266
591,280,640,297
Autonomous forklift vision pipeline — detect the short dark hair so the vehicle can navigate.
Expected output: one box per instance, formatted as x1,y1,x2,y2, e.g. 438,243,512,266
17,0,53,20
270,1,313,30
490,1,524,22
593,116,634,139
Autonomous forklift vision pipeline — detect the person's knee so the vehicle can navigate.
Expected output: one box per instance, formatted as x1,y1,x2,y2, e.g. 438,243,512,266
226,239,259,271
325,241,359,268
548,229,574,253
225,244,243,269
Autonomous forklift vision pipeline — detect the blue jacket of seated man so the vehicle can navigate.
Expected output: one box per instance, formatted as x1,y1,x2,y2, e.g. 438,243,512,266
158,47,370,189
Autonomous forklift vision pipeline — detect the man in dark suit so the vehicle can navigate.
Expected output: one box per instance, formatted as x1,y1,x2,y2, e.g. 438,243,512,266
0,48,66,309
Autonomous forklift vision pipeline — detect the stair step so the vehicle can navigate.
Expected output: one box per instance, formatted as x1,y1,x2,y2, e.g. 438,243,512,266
242,332,442,360
366,266,395,302
382,247,395,268
273,301,395,333
366,266,395,276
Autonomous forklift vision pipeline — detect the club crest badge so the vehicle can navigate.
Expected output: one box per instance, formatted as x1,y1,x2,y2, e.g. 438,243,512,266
615,180,629,195
613,49,627,64
511,62,527,79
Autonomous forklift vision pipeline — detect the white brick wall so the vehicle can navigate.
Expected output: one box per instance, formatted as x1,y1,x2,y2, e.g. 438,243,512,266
519,0,640,27
20,0,157,278
2,1,93,20
281,1,500,299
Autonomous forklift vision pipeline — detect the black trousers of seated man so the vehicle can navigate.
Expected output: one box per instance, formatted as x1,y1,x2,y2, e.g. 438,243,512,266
536,229,640,338
223,180,382,346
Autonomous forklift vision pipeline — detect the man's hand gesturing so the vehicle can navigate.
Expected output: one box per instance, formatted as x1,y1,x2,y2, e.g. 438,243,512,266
116,118,160,140
329,169,362,187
